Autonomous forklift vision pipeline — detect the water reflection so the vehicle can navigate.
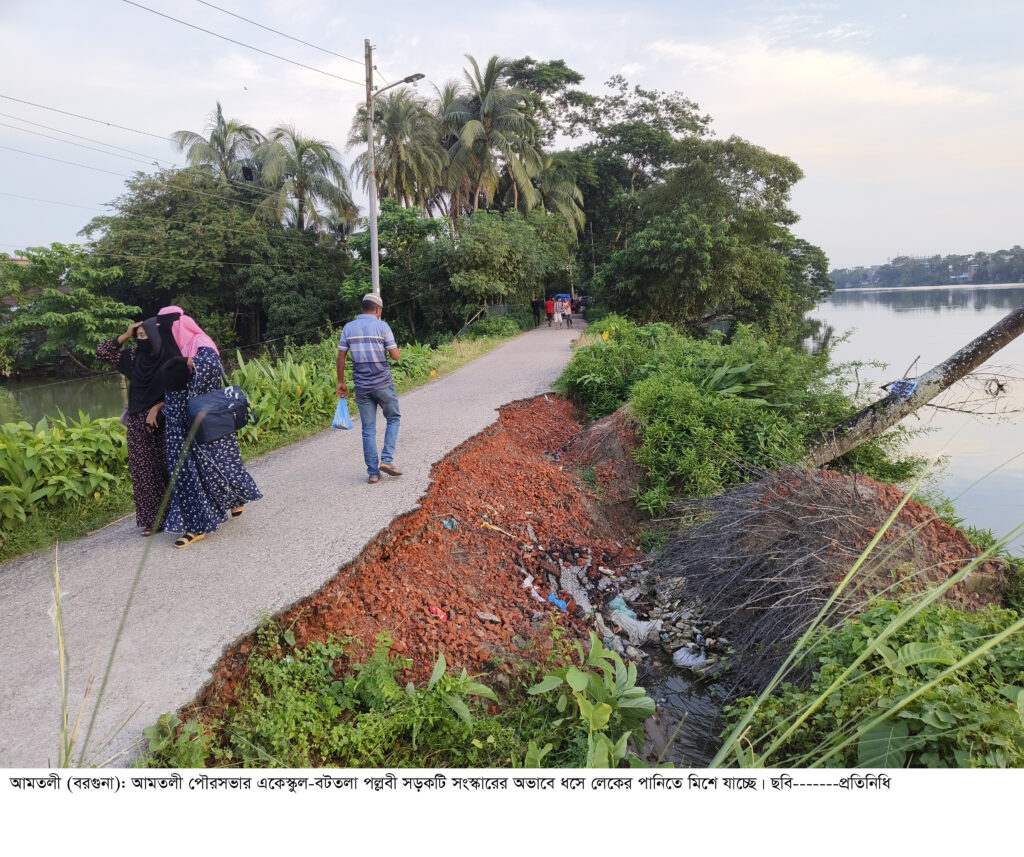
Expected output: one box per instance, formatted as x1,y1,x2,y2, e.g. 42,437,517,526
828,284,1024,314
0,374,126,424
813,285,1024,550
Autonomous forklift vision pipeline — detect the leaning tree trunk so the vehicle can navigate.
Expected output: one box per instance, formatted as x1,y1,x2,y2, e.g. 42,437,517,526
806,303,1024,467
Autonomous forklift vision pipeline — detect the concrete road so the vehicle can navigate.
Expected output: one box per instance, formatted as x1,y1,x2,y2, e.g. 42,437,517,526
0,322,583,767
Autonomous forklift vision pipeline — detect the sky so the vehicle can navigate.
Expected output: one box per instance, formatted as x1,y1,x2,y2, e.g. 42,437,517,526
1,0,1022,270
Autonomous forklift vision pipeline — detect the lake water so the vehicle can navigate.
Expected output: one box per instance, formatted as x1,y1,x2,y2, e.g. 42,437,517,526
811,284,1024,550
0,372,125,425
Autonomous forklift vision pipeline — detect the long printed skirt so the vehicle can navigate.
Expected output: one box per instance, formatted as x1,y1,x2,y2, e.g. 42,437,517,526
163,347,262,535
124,411,170,530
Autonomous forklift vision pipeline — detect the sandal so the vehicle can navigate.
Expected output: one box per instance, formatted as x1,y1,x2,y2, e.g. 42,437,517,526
174,532,205,549
379,463,402,477
230,506,245,519
141,525,164,537
368,475,379,484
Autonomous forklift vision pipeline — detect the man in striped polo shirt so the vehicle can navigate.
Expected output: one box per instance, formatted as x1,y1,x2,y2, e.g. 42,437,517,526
337,293,402,484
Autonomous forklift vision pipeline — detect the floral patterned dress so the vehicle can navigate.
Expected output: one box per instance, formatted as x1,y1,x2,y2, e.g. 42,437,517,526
163,346,262,535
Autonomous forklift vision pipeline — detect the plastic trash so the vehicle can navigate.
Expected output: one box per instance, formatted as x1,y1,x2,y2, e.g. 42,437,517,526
428,605,448,622
673,645,708,669
442,517,459,530
548,593,568,612
610,612,662,646
607,597,636,620
332,398,353,430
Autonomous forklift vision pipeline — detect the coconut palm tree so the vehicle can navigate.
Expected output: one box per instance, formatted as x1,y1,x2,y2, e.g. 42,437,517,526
347,87,446,214
443,55,542,216
257,126,356,232
171,102,264,184
533,153,585,235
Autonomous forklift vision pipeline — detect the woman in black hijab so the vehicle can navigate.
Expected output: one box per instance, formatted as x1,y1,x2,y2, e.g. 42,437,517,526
96,318,171,536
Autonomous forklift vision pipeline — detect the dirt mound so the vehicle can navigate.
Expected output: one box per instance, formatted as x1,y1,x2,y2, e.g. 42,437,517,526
193,395,641,719
654,468,1009,691
564,404,648,538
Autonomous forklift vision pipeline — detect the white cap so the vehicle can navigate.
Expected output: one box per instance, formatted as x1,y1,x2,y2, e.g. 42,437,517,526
362,293,383,309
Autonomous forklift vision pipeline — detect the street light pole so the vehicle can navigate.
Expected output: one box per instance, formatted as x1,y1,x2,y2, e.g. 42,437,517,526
364,38,423,297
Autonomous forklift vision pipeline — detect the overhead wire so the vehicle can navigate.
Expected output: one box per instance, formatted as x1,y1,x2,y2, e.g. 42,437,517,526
0,95,363,231
121,0,364,87
0,110,181,163
193,0,363,66
0,93,170,140
0,121,164,168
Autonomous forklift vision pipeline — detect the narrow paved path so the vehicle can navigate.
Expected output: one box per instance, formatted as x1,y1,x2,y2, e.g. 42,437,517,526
0,323,583,767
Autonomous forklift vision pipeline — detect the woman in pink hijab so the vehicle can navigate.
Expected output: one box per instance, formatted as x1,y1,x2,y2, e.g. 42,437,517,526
156,306,261,548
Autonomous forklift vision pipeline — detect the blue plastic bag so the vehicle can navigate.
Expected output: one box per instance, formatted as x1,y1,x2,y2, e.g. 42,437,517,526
332,398,353,430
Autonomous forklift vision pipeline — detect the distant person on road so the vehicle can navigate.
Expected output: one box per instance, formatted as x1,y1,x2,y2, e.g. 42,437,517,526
96,318,171,537
545,297,554,327
563,298,574,328
337,293,402,484
156,306,262,548
531,296,542,327
553,298,563,329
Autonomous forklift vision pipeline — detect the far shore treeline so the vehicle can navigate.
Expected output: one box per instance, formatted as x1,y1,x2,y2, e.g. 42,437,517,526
831,247,1024,290
1,54,830,377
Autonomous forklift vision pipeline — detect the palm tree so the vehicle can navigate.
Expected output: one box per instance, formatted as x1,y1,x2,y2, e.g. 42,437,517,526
443,55,542,216
257,126,356,232
347,88,446,213
171,102,264,184
533,153,585,235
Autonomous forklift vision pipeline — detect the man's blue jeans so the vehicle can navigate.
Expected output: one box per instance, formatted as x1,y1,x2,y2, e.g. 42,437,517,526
355,383,400,478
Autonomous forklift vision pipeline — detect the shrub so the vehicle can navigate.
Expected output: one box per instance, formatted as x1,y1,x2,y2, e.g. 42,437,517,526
723,600,1024,768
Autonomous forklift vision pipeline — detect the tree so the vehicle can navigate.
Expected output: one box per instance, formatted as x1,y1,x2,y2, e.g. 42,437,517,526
81,169,349,345
505,56,590,142
342,199,445,340
0,244,139,373
531,152,585,235
172,102,264,184
443,55,543,215
807,304,1024,466
259,126,356,232
347,88,446,213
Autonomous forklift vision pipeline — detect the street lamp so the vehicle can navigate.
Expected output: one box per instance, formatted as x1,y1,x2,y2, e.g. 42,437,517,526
365,42,424,297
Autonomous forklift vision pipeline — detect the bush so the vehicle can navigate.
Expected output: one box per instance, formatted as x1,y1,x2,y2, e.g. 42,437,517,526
724,601,1024,767
558,317,924,512
0,413,127,544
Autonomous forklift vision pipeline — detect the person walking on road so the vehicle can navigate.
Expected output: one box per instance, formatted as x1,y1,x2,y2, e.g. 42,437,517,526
96,318,170,537
337,293,402,484
531,296,542,327
545,297,554,327
156,306,262,548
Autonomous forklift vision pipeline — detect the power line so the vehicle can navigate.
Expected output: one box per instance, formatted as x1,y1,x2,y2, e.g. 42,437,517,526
0,111,181,164
0,145,130,177
0,96,361,217
0,121,163,168
0,191,103,212
193,0,363,66
121,0,363,87
0,93,170,140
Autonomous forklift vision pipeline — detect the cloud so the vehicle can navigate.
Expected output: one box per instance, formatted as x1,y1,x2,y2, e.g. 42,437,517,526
650,38,992,110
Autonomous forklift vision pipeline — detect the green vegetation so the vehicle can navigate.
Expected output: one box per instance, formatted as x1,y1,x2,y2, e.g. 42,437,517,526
722,601,1024,767
138,622,656,769
0,413,127,546
558,315,919,512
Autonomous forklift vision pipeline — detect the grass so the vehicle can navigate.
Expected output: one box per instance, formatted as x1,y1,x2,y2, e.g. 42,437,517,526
0,331,520,565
